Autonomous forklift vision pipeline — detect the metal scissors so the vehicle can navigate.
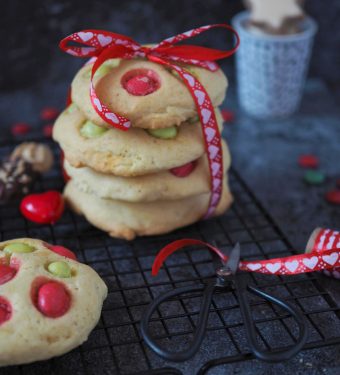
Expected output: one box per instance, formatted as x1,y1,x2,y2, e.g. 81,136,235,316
140,243,307,362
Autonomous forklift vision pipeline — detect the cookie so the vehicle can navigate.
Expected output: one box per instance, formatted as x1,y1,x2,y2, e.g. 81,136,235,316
64,179,233,240
53,104,224,177
63,139,230,202
0,238,107,366
71,58,228,129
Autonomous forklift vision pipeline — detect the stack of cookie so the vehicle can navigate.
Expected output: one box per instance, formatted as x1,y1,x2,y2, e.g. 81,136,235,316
53,58,233,240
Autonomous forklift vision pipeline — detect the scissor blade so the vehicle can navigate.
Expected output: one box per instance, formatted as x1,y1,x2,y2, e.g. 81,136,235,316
225,243,241,274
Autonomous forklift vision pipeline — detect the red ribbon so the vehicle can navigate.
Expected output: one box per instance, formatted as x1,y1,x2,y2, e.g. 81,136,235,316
152,228,340,277
59,25,239,218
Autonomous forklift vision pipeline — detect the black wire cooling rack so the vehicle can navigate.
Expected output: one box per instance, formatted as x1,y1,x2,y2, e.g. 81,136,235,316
1,135,340,375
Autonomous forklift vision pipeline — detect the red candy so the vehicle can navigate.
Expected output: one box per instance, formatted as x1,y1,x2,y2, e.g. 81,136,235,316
47,244,77,261
20,191,64,224
325,190,340,205
40,107,59,121
0,265,16,285
0,297,11,325
121,69,160,96
60,151,71,182
11,122,31,136
170,160,197,178
221,109,235,123
298,155,319,169
66,88,72,107
43,124,54,137
37,282,70,318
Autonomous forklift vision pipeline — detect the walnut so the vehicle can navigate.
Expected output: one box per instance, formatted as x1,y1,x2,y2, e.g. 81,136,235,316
10,142,54,173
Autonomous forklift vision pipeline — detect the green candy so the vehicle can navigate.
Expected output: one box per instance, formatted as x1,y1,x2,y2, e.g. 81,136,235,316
48,261,71,278
304,170,325,185
147,126,178,139
80,121,108,138
4,243,35,254
67,103,77,113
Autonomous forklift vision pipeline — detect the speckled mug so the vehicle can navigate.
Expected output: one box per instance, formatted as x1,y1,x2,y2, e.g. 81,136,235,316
232,11,317,119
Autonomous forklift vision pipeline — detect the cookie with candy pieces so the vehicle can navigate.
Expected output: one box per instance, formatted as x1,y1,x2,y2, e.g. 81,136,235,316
244,0,305,35
64,179,233,240
72,58,228,130
63,140,230,202
53,104,224,176
0,238,107,366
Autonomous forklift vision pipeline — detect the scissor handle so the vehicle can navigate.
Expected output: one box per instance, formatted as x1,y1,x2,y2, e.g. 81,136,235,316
140,283,215,362
235,277,307,363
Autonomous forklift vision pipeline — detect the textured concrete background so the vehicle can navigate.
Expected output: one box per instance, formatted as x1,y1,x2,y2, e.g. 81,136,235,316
1,0,340,374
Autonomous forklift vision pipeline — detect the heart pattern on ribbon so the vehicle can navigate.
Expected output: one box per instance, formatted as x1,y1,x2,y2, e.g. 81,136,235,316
59,24,240,218
150,229,340,278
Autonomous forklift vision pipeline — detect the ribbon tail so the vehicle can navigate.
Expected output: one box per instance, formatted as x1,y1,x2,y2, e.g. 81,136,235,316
148,57,224,219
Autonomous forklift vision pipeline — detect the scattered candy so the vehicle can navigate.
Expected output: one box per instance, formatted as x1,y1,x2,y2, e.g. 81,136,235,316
20,191,64,224
60,152,70,182
147,126,178,139
298,154,319,169
66,89,72,107
0,297,11,325
37,281,70,318
170,160,197,177
11,122,31,136
47,261,71,278
325,190,340,205
303,170,325,185
40,107,59,121
221,109,235,123
0,265,16,285
47,245,77,261
122,69,160,96
4,243,35,254
43,124,54,138
80,121,108,138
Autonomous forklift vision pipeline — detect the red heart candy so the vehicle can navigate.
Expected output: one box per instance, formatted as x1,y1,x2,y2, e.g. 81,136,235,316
37,282,70,318
46,244,77,261
170,160,197,178
20,191,64,224
0,265,16,285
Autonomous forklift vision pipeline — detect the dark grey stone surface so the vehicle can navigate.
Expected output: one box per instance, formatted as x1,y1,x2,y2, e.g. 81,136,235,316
0,5,340,370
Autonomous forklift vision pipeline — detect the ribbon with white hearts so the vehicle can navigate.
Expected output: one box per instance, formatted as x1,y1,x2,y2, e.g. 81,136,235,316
59,25,239,218
305,228,340,279
151,229,340,277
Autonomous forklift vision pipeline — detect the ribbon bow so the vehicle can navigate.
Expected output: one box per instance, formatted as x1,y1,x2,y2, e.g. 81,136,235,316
59,24,239,218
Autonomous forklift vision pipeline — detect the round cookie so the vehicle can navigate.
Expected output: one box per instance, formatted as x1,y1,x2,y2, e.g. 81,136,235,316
64,179,233,240
53,104,224,177
0,238,107,366
64,140,231,202
72,58,228,129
